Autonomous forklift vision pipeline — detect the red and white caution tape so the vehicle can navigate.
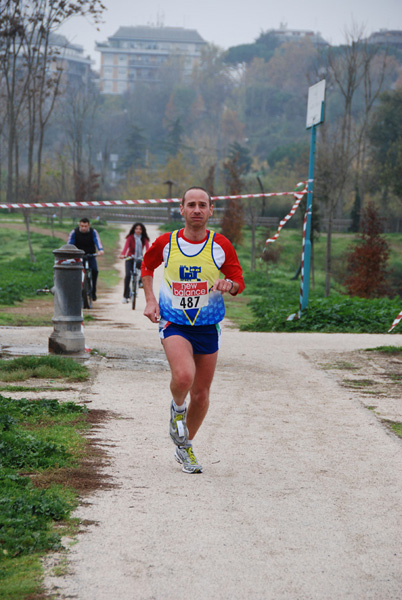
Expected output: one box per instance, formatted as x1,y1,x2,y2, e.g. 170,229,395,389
388,309,402,333
0,187,309,210
286,205,310,321
265,182,309,245
55,258,82,265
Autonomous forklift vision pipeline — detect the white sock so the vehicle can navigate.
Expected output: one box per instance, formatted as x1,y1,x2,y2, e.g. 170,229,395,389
173,400,186,412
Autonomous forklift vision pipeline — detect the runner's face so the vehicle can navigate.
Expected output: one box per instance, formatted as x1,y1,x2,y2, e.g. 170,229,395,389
79,221,90,233
180,190,213,228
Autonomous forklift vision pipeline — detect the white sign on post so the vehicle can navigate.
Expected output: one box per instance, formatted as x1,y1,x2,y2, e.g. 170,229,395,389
306,79,326,129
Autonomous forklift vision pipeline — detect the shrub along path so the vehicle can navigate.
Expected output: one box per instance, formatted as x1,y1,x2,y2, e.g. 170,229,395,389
1,225,402,599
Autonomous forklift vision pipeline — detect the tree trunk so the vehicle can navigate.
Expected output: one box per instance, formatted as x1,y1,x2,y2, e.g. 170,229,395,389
251,218,256,272
23,209,36,263
325,200,335,297
6,106,15,203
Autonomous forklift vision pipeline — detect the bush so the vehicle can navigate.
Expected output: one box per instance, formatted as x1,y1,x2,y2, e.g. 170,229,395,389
242,292,402,333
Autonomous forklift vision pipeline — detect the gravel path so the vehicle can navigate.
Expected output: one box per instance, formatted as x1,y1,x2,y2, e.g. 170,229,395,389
2,225,402,599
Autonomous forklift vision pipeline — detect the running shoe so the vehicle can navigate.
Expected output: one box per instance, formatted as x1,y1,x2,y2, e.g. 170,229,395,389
169,402,188,446
175,445,203,474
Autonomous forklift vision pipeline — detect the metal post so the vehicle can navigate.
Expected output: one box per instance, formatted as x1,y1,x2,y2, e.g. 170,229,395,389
300,125,317,311
48,244,85,354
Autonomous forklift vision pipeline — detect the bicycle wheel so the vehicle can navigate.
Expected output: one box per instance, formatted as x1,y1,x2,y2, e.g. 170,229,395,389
131,269,137,310
82,271,93,309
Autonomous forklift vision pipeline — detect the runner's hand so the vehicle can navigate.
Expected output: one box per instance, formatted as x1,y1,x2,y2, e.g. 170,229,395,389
211,278,233,294
144,299,160,323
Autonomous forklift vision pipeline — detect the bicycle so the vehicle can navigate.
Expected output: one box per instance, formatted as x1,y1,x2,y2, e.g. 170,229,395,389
127,256,141,310
82,253,97,309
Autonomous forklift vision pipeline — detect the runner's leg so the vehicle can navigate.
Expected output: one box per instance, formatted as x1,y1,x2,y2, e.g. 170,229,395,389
187,352,218,440
162,336,196,406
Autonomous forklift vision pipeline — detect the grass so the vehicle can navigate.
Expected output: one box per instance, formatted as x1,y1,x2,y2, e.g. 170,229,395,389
388,373,402,381
0,309,95,328
0,356,89,383
229,226,402,334
0,312,52,327
320,361,359,370
389,421,402,438
0,229,55,306
0,219,120,323
0,391,91,598
0,385,72,392
224,293,255,328
0,554,46,599
364,346,402,354
342,378,375,388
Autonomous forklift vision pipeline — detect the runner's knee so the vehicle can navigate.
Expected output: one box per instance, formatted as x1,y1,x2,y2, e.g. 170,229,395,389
190,389,210,410
171,370,194,392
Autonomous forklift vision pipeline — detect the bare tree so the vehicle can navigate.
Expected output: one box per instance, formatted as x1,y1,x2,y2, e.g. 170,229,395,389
0,0,104,259
353,43,394,216
62,82,101,201
316,26,392,296
0,0,104,200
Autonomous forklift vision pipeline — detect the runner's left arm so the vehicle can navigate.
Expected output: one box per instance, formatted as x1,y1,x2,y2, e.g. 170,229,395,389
213,233,245,296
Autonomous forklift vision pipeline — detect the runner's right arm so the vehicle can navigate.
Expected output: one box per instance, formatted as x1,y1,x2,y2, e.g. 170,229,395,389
142,276,160,323
141,233,170,323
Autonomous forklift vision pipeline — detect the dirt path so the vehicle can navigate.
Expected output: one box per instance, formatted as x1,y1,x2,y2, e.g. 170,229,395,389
2,224,402,599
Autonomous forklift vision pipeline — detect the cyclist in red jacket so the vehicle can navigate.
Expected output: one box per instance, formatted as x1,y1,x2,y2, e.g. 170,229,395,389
119,222,150,303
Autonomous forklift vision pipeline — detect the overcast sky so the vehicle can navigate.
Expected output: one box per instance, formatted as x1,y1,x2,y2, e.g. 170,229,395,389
59,0,402,69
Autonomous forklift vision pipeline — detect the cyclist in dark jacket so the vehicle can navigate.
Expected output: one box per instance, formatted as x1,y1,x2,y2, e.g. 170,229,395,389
67,217,104,301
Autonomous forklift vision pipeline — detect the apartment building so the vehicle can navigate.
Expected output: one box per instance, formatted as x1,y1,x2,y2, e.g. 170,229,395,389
49,33,93,88
366,29,402,50
96,26,207,95
268,28,328,48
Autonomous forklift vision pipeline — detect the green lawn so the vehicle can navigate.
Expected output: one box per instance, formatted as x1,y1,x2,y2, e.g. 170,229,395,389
226,226,402,334
0,387,91,599
0,217,120,317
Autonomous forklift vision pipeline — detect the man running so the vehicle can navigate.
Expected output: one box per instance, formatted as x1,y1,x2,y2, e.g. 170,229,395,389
67,217,104,301
142,186,244,474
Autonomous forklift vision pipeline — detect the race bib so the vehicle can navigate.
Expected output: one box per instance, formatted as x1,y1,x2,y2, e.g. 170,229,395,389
171,280,209,310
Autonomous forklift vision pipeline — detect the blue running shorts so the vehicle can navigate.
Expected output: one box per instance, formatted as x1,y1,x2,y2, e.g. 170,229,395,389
159,320,221,354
